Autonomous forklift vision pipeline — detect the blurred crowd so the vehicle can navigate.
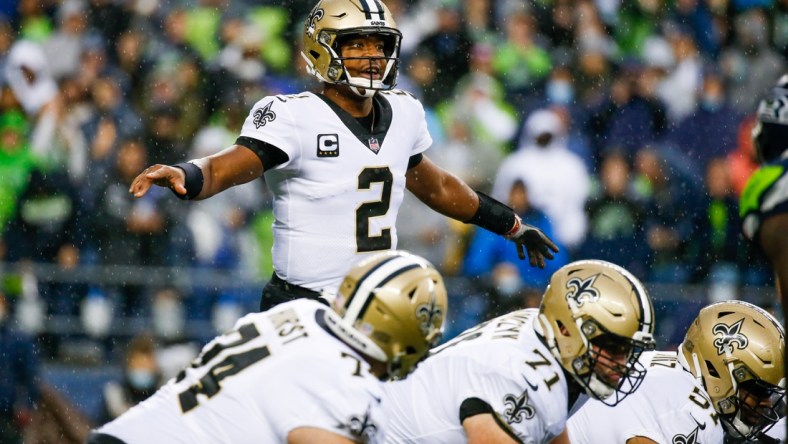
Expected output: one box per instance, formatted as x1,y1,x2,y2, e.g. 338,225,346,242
0,0,786,437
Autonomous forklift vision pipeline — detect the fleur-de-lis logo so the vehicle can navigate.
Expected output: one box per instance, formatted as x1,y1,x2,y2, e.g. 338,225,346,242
416,298,443,336
672,424,703,444
565,275,600,307
305,8,324,39
339,407,379,443
253,102,276,129
502,390,536,424
712,319,749,355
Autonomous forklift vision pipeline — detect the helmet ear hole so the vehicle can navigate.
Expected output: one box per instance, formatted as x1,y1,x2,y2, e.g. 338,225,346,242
556,320,570,337
705,361,720,378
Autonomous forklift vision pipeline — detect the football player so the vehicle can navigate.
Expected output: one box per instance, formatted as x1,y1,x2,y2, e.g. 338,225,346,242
568,300,786,443
382,259,656,443
740,74,788,313
86,250,447,444
128,0,558,311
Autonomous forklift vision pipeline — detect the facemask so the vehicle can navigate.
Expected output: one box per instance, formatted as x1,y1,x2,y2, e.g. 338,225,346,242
546,80,574,105
127,369,158,391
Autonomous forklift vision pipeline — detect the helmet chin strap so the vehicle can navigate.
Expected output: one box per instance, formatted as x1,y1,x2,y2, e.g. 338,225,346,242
348,85,377,98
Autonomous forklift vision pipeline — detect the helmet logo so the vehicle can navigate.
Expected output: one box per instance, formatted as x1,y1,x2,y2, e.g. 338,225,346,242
253,102,277,129
417,299,443,336
712,319,749,355
305,8,324,39
502,390,536,423
565,275,600,307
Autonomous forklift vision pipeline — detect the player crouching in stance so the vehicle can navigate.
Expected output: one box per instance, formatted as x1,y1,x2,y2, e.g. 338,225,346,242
568,300,786,443
86,251,448,444
382,259,656,443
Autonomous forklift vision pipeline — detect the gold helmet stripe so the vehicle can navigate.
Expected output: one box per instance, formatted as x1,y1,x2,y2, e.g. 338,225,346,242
344,255,427,321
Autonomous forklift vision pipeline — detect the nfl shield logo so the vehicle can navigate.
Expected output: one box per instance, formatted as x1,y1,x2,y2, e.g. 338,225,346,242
367,137,380,153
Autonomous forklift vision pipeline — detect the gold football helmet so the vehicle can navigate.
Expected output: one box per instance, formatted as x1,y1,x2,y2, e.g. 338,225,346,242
328,250,447,380
301,0,401,97
679,300,786,440
537,260,656,406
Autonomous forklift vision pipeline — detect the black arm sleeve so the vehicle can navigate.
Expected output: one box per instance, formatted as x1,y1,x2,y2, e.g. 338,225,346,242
407,153,423,169
459,398,523,443
467,191,517,235
236,136,289,170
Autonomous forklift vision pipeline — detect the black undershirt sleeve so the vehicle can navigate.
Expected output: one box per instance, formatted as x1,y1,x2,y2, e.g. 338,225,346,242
236,136,289,170
459,397,524,444
407,153,423,169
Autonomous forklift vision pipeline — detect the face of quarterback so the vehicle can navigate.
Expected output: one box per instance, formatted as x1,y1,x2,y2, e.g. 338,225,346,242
337,34,389,95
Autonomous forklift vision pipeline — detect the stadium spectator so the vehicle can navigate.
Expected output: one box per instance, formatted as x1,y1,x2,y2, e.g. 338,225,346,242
99,335,161,424
492,108,590,250
463,179,568,318
665,69,745,170
129,0,557,311
0,291,40,444
635,147,703,284
383,260,656,443
89,250,448,444
568,300,785,443
578,150,649,279
695,157,743,297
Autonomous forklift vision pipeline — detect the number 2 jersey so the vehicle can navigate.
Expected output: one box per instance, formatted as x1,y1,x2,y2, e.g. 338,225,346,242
382,309,570,444
237,90,432,294
95,299,386,443
740,152,788,244
567,351,724,444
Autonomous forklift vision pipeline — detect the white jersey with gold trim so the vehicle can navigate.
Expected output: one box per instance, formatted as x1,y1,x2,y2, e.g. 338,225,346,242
96,300,386,444
383,309,569,444
238,90,432,294
567,351,724,444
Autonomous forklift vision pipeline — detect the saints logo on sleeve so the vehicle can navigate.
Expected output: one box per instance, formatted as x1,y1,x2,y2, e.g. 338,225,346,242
502,389,536,424
253,102,277,128
337,405,380,444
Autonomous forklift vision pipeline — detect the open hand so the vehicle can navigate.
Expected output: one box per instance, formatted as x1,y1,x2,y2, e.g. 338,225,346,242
129,164,187,198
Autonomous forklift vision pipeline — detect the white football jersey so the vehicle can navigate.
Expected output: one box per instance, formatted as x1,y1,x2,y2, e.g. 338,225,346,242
238,90,432,293
97,300,386,444
568,351,724,444
383,309,569,444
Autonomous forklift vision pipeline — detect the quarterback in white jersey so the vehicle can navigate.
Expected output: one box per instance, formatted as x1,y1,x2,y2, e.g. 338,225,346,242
568,300,786,444
384,260,656,443
88,251,448,444
129,0,558,311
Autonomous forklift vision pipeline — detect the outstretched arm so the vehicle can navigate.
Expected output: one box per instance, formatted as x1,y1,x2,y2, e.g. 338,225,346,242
406,155,558,268
129,145,264,200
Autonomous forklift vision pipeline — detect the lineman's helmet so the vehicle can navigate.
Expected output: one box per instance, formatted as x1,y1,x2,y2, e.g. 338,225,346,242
679,300,786,440
328,250,447,380
537,260,656,406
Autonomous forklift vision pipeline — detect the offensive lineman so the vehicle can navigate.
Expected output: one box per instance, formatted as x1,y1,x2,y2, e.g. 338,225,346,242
128,0,558,311
567,300,786,443
383,260,657,443
86,250,448,444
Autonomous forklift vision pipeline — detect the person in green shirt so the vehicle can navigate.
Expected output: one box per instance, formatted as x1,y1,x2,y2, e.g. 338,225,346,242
0,110,38,233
